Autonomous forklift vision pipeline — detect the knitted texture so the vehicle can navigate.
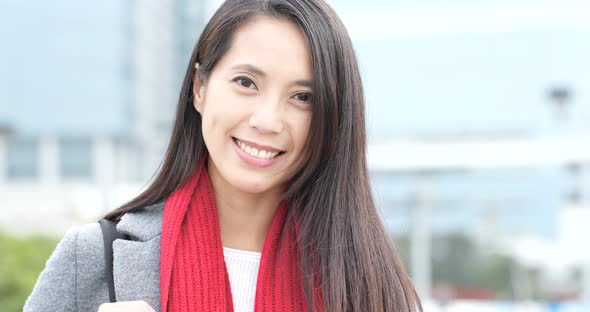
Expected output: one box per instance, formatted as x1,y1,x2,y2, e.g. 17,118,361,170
160,159,316,312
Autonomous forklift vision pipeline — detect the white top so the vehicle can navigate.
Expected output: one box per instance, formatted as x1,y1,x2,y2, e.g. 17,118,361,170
223,246,262,312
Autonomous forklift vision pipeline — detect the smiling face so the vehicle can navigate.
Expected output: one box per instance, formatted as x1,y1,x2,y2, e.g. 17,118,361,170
193,16,313,195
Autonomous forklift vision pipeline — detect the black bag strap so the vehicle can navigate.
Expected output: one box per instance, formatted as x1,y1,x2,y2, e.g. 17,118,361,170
98,218,129,303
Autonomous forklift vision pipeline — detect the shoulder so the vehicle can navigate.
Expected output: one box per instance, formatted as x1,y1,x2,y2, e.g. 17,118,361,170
68,200,165,251
59,200,165,255
24,223,104,311
24,201,166,311
38,222,104,273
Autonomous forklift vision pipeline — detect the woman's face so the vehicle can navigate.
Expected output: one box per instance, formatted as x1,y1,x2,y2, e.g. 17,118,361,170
193,16,313,195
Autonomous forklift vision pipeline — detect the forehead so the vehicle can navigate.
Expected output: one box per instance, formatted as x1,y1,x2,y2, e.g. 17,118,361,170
216,16,313,81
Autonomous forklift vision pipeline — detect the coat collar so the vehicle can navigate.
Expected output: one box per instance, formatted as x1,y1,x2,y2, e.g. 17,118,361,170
112,201,165,310
116,201,165,241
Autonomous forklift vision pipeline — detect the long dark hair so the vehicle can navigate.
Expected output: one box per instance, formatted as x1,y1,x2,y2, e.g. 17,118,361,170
105,0,421,311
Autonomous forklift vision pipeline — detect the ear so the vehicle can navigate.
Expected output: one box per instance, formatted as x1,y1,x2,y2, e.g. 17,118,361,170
192,63,205,113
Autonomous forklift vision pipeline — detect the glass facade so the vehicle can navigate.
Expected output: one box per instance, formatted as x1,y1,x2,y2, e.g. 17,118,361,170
6,136,39,180
372,167,562,239
58,137,93,180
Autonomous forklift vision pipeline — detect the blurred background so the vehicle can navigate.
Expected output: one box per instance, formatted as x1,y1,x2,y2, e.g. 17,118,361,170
0,0,589,311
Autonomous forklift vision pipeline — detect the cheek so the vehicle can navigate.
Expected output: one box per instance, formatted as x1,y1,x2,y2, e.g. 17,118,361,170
199,107,217,141
200,90,240,136
291,112,312,152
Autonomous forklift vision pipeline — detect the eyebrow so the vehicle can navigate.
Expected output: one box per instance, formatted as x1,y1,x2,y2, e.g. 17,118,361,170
231,63,313,89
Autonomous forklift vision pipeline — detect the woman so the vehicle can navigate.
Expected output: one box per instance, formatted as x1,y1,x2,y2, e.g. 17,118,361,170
25,0,422,311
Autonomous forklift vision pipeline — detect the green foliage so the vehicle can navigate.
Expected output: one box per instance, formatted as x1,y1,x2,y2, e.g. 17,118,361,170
0,231,58,312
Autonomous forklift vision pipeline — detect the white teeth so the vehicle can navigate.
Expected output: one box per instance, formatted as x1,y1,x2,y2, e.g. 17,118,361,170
236,139,280,159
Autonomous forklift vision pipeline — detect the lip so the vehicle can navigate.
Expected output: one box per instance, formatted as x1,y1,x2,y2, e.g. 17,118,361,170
232,137,285,168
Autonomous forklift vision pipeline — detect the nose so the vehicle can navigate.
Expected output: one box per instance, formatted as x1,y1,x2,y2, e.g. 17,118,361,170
248,95,284,134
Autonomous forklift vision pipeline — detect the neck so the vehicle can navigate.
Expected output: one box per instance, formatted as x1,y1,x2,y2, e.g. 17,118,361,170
207,161,283,253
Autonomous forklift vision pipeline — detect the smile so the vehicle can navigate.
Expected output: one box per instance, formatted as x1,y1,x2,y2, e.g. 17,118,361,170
232,137,286,168
232,137,284,159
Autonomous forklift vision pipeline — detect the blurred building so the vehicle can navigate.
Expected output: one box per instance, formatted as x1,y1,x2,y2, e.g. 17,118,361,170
340,0,590,301
338,0,590,240
0,0,217,235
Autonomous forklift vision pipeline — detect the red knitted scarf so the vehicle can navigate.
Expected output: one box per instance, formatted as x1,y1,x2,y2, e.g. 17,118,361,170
160,159,320,311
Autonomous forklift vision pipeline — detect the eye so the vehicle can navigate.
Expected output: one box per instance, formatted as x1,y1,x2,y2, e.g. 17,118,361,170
232,76,257,90
293,92,313,103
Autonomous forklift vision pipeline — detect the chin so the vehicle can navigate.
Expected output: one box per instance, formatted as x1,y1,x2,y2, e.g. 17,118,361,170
227,172,281,195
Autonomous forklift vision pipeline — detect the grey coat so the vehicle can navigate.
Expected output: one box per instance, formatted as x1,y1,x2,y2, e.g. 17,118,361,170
24,202,165,312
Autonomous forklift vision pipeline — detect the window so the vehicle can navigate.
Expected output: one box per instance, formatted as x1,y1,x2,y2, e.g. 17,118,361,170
59,137,93,180
6,137,39,180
